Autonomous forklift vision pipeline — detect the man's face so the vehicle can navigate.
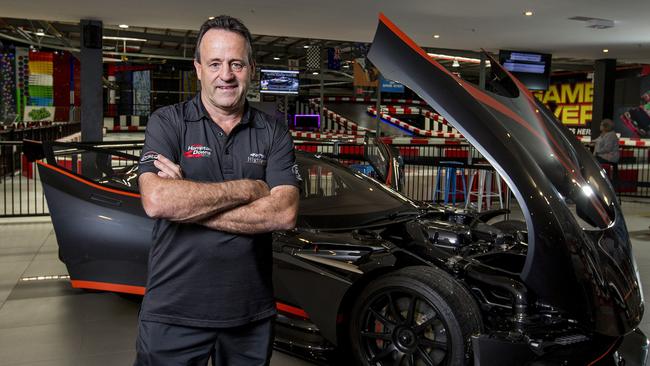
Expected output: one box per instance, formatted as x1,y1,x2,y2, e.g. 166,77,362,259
194,29,254,113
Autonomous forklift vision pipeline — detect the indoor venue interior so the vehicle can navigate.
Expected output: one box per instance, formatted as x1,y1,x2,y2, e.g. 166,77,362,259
1,1,650,365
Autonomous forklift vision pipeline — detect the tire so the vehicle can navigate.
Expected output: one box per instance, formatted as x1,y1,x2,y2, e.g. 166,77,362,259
349,266,482,366
492,220,527,234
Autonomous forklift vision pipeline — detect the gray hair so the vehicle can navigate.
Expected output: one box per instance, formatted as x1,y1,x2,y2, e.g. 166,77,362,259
600,118,614,131
194,15,254,64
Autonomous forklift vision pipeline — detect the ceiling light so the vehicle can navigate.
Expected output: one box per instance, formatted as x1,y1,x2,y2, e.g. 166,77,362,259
452,59,460,68
312,71,319,75
103,36,147,42
273,57,281,60
603,48,609,53
433,34,440,39
35,29,45,36
118,24,129,29
208,16,215,20
303,45,310,49
524,10,533,16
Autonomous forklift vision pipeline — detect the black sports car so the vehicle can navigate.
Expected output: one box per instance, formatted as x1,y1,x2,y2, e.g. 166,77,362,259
29,13,647,366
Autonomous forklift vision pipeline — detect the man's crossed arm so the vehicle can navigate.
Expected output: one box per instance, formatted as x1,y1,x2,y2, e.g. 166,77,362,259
139,154,299,234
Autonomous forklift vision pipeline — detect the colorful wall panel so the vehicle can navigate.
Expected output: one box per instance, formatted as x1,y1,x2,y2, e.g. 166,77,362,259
28,51,54,107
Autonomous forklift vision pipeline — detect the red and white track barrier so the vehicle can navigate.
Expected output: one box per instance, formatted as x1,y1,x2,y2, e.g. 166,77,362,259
308,98,370,134
367,106,463,138
291,131,360,140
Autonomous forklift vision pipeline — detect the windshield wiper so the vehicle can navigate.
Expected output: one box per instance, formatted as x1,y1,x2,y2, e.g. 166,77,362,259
312,209,423,233
356,209,423,227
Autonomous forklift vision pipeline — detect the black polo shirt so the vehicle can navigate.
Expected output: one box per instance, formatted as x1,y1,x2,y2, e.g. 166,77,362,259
138,94,299,328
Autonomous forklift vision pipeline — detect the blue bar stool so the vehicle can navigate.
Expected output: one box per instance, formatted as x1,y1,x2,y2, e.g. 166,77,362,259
349,163,375,177
433,161,467,205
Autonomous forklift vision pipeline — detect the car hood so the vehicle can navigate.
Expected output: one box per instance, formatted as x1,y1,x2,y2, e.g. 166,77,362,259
368,14,643,335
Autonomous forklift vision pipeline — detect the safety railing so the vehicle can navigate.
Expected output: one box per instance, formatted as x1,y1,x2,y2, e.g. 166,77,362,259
615,144,650,198
0,122,81,142
0,122,82,217
2,137,650,218
0,141,49,217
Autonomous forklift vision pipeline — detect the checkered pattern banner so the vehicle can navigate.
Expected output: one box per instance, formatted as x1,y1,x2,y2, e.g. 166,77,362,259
0,52,16,121
133,70,151,116
306,45,321,71
15,47,29,120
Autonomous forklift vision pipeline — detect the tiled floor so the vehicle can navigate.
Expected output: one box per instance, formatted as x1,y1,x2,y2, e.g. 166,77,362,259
1,199,650,365
0,219,316,366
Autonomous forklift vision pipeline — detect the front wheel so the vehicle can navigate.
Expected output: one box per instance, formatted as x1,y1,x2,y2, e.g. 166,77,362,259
349,266,482,366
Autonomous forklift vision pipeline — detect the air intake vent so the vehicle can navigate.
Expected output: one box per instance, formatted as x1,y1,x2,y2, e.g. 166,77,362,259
568,16,615,29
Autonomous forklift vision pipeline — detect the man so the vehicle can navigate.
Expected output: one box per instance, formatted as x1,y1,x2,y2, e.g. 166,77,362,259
134,15,300,366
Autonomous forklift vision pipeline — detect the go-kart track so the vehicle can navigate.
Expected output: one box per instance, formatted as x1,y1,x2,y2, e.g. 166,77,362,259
325,101,412,136
305,96,464,141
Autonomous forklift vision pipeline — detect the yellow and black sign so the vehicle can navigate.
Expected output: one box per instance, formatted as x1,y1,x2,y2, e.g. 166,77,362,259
533,82,593,126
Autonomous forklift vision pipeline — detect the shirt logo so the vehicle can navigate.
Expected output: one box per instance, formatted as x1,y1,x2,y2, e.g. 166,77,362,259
247,152,267,165
184,144,212,158
140,151,159,164
292,163,302,181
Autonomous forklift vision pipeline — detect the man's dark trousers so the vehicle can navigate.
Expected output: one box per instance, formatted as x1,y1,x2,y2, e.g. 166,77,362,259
134,316,274,366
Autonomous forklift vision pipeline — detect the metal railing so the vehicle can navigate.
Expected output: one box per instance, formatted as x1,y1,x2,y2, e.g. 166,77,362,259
0,122,81,142
0,122,82,217
616,144,650,198
2,136,650,218
1,141,49,217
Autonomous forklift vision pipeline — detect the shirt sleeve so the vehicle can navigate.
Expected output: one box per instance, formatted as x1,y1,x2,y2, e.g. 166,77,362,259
265,121,301,189
139,107,180,177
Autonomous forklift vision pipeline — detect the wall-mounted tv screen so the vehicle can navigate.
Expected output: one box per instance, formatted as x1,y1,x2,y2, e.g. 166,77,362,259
294,114,320,131
260,69,299,94
498,50,552,91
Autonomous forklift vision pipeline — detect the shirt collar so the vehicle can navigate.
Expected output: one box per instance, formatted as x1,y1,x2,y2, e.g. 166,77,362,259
186,93,263,129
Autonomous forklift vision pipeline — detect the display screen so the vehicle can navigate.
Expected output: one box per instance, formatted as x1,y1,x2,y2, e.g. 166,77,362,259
498,50,552,91
260,69,299,94
294,114,320,131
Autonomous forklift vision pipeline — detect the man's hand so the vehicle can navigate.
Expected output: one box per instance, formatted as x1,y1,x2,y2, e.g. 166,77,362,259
200,185,299,234
154,154,183,179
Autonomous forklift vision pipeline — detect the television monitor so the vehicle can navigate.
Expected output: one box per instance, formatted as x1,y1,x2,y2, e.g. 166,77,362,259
260,69,299,94
294,114,320,131
498,50,552,91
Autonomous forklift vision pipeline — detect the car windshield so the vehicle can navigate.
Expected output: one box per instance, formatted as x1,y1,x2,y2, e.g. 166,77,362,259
296,154,418,229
